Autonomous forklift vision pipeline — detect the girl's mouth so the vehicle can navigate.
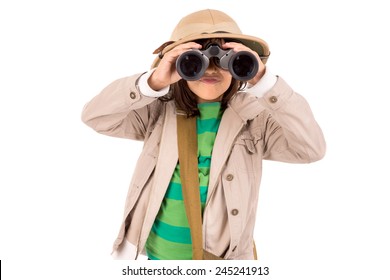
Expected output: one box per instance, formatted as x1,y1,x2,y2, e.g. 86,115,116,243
199,76,220,84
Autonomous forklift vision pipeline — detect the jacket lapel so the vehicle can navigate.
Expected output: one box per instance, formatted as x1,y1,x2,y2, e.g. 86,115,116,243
207,93,264,203
152,102,179,203
207,106,244,203
138,102,179,251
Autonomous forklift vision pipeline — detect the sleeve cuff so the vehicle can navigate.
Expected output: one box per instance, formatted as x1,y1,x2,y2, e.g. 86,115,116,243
138,68,170,98
246,68,278,97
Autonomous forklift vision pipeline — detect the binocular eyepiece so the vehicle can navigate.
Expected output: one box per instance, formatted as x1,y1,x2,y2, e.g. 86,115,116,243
176,44,259,81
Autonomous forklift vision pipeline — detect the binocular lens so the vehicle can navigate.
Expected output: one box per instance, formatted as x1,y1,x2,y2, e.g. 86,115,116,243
231,53,257,79
177,54,204,80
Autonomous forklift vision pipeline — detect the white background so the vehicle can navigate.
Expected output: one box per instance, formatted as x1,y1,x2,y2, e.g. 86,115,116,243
1,0,389,279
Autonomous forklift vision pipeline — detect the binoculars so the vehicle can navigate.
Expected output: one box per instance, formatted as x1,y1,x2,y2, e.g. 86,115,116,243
176,44,259,81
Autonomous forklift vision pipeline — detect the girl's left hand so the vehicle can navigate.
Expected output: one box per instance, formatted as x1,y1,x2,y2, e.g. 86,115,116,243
222,42,266,85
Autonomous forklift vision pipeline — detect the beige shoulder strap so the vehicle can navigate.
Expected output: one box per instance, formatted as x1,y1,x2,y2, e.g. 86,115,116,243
176,113,204,260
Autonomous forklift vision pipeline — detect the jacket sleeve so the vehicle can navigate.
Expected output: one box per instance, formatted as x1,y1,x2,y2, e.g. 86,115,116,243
257,77,326,163
81,73,159,140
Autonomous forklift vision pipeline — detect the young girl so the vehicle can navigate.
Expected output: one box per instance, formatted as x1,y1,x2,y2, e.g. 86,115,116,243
81,9,326,260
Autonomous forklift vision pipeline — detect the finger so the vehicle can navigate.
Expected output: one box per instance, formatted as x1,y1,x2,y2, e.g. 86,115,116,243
161,42,202,64
170,42,202,55
223,42,252,53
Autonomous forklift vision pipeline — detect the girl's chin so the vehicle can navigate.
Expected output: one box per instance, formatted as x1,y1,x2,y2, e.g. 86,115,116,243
197,96,223,103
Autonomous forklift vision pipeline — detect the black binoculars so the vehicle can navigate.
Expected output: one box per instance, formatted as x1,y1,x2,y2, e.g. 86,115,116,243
176,44,259,81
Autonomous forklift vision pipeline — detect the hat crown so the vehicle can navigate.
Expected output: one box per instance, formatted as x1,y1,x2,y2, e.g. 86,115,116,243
170,9,242,41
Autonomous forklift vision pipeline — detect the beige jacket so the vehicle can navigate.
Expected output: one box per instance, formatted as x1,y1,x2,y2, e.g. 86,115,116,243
81,73,326,260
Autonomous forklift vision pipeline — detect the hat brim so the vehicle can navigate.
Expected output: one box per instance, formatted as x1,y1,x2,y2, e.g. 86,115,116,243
151,32,270,69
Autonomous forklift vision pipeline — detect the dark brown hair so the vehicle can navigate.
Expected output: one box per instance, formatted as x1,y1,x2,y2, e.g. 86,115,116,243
159,79,244,117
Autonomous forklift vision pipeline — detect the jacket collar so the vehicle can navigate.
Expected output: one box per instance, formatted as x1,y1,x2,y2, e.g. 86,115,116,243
228,91,263,122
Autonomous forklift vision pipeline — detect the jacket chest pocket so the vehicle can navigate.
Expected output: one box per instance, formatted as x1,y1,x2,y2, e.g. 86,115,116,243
230,130,262,174
238,129,262,153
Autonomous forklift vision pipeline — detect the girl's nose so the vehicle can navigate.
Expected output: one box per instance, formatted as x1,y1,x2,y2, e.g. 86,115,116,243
206,58,219,72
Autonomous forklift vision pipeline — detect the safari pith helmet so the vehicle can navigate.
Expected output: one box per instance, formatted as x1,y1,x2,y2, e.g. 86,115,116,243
151,9,270,68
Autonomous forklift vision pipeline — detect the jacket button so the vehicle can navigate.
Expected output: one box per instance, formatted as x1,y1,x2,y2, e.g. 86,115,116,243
130,92,137,99
269,96,278,103
226,174,234,181
231,209,239,216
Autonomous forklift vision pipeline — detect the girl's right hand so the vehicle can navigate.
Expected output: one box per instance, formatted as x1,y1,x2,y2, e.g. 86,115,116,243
147,42,202,91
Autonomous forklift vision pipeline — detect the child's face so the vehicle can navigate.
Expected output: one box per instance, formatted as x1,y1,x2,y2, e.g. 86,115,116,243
186,38,233,103
187,66,232,103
